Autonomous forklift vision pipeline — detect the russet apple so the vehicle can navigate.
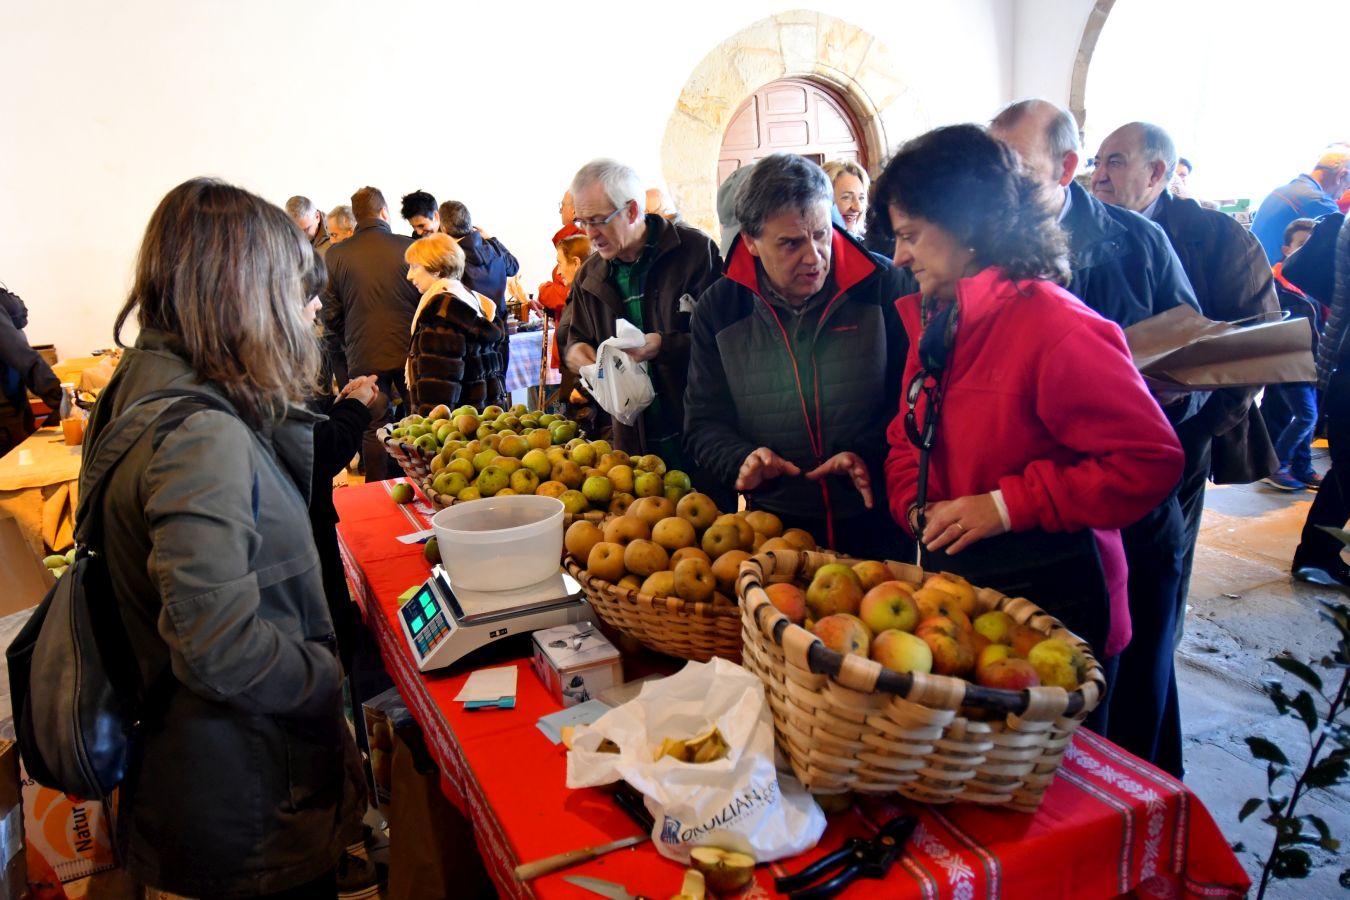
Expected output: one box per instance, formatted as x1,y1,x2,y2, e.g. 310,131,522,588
617,573,643,592
913,587,973,632
640,570,676,598
806,563,864,619
550,459,584,489
781,527,817,551
587,542,626,582
851,560,893,592
673,557,716,603
652,516,697,551
702,523,743,559
975,642,1013,679
675,492,719,531
564,520,604,562
710,549,750,593
743,509,783,538
759,537,797,553
535,480,568,499
634,471,664,498
713,513,754,551
811,614,871,657
670,546,712,569
859,581,920,635
558,490,588,515
607,464,635,494
871,629,934,674
581,475,612,505
608,492,635,515
603,515,650,547
764,582,807,625
628,495,675,528
623,539,669,578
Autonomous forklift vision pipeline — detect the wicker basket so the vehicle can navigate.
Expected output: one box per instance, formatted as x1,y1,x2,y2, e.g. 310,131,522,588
737,549,1106,812
564,555,743,663
378,425,436,483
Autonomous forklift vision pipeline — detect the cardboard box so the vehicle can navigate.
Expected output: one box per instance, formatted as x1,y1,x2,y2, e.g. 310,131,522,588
0,514,52,617
532,622,622,707
0,742,25,900
361,686,412,815
21,761,115,888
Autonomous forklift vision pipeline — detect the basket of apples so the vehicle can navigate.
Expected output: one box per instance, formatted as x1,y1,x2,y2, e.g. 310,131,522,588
736,549,1106,812
562,493,820,663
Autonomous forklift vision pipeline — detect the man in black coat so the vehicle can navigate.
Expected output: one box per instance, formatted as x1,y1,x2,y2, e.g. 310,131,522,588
322,186,421,481
0,285,62,456
991,100,1201,777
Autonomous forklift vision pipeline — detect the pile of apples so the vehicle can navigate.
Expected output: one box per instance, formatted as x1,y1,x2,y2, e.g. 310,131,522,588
402,403,686,513
764,564,1087,692
563,492,820,603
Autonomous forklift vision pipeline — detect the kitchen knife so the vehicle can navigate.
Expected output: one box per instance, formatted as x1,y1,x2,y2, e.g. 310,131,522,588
562,874,654,900
512,833,647,882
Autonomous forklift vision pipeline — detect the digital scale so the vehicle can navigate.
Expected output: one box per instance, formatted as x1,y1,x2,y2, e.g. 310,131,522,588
397,565,591,672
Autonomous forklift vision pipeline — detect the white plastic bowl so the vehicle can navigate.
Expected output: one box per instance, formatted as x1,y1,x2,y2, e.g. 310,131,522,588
431,495,565,591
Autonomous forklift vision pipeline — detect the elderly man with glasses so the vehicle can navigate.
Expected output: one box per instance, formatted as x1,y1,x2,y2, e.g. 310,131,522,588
561,158,722,467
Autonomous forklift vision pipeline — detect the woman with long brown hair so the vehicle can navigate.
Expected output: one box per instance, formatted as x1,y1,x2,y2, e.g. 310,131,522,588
83,178,365,898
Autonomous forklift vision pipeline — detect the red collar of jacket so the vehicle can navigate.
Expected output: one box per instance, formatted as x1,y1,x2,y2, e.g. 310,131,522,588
724,226,879,301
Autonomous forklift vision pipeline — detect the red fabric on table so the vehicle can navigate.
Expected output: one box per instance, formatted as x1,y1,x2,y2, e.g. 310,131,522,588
335,479,1250,900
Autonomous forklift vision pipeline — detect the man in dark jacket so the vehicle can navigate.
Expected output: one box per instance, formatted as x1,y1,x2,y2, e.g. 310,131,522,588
991,100,1201,777
684,153,912,558
1092,122,1281,595
440,200,520,376
562,158,723,465
322,186,421,480
0,285,62,456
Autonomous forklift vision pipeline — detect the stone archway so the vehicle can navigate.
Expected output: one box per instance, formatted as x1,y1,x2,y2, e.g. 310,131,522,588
660,10,927,238
1068,0,1116,133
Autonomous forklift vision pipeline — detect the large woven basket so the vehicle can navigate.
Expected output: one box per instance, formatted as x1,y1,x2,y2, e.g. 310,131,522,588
564,556,742,663
378,425,435,482
737,549,1105,812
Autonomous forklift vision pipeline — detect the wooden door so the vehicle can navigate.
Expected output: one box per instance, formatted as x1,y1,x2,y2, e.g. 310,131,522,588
718,78,866,184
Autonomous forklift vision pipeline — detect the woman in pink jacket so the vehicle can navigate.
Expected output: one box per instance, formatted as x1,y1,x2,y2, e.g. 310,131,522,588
874,124,1184,686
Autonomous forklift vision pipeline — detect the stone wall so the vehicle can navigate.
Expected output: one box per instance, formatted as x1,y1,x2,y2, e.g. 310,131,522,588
660,10,929,238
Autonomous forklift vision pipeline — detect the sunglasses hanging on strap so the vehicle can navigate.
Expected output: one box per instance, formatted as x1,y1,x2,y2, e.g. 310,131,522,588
904,297,959,561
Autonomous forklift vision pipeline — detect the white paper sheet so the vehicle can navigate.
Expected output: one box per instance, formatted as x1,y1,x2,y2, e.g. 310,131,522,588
454,666,519,702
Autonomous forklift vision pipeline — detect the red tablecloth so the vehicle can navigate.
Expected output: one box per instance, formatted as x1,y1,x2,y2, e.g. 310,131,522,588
335,478,1250,900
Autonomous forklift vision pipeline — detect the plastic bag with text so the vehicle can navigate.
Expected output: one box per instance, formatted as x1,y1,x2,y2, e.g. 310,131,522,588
578,319,655,427
566,657,825,864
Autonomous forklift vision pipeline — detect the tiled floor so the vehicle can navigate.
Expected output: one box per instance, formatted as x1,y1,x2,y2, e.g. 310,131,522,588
1179,454,1350,897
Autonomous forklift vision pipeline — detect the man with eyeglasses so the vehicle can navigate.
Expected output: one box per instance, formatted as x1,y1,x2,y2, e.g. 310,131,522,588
682,153,913,559
561,158,722,468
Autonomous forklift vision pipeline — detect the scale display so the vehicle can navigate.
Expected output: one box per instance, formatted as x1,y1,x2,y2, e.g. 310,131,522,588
400,581,453,658
397,565,591,671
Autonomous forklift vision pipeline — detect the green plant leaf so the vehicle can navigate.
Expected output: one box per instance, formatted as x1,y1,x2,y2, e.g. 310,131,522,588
1248,736,1290,766
1238,798,1262,822
1339,868,1350,889
1305,756,1350,788
1263,679,1292,715
1267,795,1289,817
1271,847,1312,880
1291,690,1320,733
1270,655,1323,692
1231,841,1245,853
1267,762,1287,789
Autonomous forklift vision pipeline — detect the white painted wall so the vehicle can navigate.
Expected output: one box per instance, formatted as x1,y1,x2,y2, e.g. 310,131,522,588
1009,0,1098,105
0,1,1014,360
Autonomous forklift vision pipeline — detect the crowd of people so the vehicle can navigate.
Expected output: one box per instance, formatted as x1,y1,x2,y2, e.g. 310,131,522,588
3,92,1347,898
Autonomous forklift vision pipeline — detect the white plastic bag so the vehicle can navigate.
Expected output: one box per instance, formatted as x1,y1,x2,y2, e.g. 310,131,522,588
566,658,825,864
578,319,656,426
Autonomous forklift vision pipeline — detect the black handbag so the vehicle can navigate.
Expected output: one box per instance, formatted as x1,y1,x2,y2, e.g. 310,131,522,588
7,389,238,801
908,299,1111,658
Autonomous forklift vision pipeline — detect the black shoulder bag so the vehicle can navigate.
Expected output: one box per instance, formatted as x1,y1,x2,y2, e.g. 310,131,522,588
6,388,240,802
908,299,1112,658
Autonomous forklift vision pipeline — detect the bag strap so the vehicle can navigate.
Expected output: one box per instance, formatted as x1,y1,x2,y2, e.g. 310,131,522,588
74,388,240,547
